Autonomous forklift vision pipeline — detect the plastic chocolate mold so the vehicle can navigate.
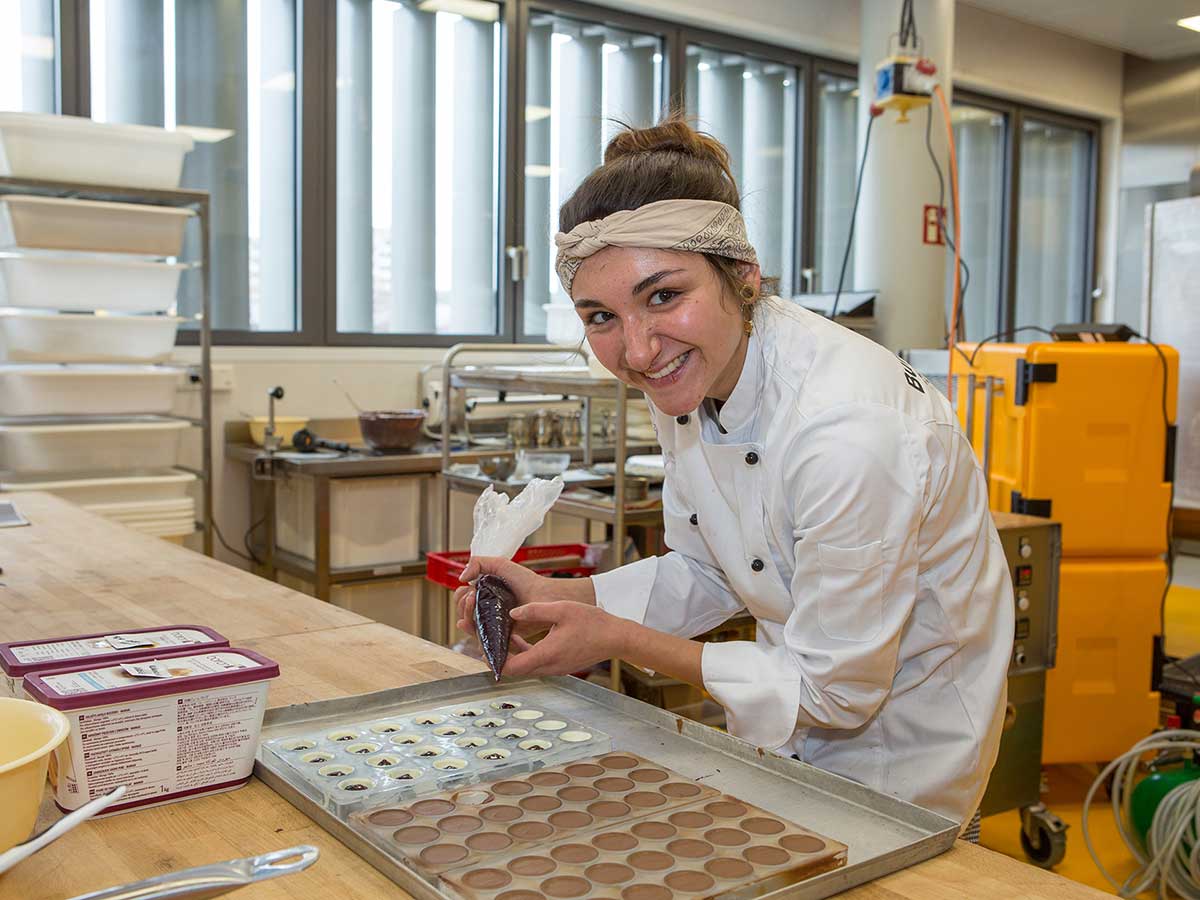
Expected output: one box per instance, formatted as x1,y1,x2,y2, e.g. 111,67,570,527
349,753,721,882
260,696,610,814
348,753,846,899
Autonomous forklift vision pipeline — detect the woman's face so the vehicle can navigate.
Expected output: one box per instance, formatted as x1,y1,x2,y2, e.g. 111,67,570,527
572,247,757,417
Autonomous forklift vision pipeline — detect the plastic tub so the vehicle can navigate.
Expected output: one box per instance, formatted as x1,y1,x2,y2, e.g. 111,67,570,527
0,417,188,473
425,543,595,590
0,364,182,417
0,195,194,257
0,311,182,363
0,252,186,313
0,625,228,699
0,698,70,851
0,112,194,190
0,468,196,505
24,647,278,814
358,410,425,451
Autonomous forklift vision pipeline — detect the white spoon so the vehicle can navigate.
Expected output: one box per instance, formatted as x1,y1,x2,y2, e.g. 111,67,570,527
0,784,127,875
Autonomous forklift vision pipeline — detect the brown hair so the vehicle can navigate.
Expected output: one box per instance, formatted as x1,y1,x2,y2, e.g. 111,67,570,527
559,112,764,310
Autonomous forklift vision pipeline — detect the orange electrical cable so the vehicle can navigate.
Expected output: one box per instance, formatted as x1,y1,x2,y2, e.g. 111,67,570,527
933,84,962,386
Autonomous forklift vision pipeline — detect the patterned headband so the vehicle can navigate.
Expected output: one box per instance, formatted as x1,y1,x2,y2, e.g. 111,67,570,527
553,199,758,296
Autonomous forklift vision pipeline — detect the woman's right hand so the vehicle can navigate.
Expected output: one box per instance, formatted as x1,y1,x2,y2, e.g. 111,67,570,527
453,557,595,637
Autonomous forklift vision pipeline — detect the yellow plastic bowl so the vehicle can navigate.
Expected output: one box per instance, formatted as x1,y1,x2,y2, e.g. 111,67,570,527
0,698,70,852
247,416,309,447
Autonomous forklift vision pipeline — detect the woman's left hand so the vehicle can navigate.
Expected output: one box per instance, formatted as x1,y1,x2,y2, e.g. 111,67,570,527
502,602,628,678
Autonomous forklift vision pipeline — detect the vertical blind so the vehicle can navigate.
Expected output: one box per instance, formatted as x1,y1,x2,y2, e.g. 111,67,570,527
0,0,56,114
813,72,856,293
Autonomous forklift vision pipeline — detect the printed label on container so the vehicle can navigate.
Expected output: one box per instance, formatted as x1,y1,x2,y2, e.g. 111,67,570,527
9,629,215,664
42,652,262,697
120,661,173,679
54,680,269,810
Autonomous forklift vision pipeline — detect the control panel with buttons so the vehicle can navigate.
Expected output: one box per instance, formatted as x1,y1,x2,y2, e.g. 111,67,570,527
993,512,1061,676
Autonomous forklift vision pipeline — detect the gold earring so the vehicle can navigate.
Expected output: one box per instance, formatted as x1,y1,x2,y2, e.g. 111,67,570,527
739,283,756,301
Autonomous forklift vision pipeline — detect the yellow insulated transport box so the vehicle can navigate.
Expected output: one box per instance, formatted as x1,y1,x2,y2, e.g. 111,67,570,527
951,341,1178,557
1041,558,1164,765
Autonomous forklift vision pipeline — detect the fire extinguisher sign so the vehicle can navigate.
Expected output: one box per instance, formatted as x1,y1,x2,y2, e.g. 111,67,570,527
923,205,945,245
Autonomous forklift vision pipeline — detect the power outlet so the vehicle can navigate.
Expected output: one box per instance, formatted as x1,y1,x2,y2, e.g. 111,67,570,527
180,364,235,393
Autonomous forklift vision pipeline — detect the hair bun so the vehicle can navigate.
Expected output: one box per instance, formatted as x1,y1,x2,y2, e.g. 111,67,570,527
603,114,735,187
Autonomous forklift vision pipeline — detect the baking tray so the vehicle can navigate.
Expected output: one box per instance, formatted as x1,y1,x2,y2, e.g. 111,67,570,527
255,673,959,899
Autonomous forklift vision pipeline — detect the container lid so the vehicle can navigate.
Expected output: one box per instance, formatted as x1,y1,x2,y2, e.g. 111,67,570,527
1,625,228,678
24,647,278,711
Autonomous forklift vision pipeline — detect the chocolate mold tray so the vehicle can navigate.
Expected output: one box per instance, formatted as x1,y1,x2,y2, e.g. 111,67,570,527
255,674,958,899
440,794,847,900
261,695,610,813
348,752,719,879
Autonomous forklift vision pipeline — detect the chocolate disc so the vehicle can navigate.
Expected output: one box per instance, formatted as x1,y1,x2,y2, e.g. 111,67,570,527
548,810,593,830
780,833,828,854
508,821,555,840
541,876,591,898
493,780,534,795
419,844,469,866
585,863,635,885
744,845,791,866
557,785,600,803
497,892,546,900
481,805,522,822
705,857,754,880
411,799,455,817
621,886,671,900
706,827,751,847
628,850,673,871
626,791,667,808
550,843,599,864
595,777,636,793
592,831,639,852
669,811,714,829
664,871,717,893
599,755,639,769
437,814,483,834
564,763,605,778
366,808,413,827
629,768,669,783
587,800,632,818
529,771,571,787
630,821,676,840
466,831,514,852
519,795,562,812
741,816,786,835
507,855,556,876
462,868,513,890
668,838,714,859
392,825,439,845
705,800,748,818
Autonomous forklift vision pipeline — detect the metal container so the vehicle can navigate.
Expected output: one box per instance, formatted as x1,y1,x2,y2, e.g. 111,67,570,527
255,673,958,900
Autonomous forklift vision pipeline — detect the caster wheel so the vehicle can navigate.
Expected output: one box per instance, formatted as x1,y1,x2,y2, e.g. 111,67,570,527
1019,804,1068,869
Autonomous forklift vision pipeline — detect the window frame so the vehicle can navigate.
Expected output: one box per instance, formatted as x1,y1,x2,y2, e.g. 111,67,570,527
953,89,1099,337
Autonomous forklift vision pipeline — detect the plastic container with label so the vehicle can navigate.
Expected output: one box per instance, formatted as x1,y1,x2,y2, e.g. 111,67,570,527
0,195,194,256
0,625,228,698
23,647,278,814
0,112,195,190
0,311,182,364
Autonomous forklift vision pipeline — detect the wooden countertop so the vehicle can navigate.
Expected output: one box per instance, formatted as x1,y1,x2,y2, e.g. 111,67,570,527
0,493,1108,899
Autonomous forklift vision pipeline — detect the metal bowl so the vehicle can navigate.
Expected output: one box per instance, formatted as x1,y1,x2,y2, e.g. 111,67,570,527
358,410,425,451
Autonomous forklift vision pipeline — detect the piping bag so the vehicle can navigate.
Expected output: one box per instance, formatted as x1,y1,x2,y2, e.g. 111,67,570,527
469,476,564,679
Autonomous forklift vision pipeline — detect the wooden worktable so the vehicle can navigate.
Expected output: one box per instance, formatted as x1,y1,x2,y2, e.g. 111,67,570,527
0,493,1108,899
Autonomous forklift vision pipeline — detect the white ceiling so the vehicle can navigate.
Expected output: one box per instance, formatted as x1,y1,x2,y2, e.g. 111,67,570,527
964,0,1200,59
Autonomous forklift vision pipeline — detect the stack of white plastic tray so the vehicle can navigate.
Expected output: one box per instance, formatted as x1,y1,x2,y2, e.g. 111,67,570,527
0,114,197,540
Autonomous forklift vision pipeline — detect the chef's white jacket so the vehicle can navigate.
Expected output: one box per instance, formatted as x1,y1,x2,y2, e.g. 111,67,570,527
593,296,1013,826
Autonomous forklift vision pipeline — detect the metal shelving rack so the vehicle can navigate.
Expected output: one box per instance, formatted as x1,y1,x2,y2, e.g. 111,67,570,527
0,176,214,555
438,344,661,691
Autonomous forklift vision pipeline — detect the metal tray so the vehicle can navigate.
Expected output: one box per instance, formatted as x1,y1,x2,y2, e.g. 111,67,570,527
254,673,958,899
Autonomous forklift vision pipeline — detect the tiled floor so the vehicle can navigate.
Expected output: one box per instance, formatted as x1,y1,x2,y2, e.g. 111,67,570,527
979,553,1200,896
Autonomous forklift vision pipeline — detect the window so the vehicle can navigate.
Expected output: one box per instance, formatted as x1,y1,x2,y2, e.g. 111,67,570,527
685,44,798,295
949,102,1006,340
813,72,857,294
0,0,57,113
89,0,299,333
1015,117,1093,332
336,0,502,337
522,13,664,339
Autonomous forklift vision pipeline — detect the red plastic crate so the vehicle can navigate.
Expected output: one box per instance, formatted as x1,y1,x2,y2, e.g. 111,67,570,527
425,543,595,589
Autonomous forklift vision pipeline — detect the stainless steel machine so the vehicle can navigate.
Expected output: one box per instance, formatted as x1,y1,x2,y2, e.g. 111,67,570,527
982,512,1065,866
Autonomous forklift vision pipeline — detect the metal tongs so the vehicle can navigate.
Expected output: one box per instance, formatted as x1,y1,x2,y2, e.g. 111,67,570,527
65,845,319,900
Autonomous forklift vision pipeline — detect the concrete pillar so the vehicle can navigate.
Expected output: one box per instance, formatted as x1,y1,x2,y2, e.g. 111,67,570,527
855,0,953,351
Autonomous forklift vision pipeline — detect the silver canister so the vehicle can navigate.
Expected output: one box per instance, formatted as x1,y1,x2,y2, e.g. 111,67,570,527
534,408,554,448
561,410,583,447
506,413,531,449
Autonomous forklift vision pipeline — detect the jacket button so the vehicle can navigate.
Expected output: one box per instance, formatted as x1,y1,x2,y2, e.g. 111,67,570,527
745,451,759,466
751,558,765,572
676,415,690,425
689,513,698,526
